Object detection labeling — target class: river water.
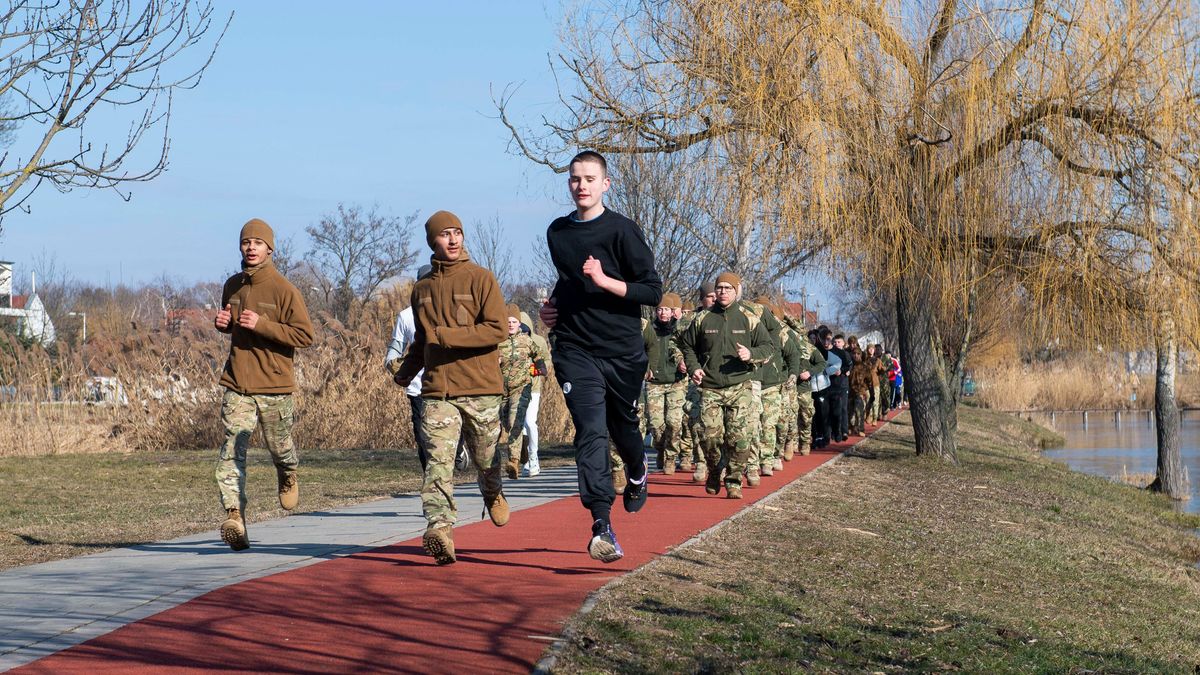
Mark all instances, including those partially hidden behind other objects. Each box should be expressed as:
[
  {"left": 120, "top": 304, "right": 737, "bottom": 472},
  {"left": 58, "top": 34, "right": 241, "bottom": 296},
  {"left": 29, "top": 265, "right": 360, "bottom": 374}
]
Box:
[{"left": 1038, "top": 410, "right": 1200, "bottom": 513}]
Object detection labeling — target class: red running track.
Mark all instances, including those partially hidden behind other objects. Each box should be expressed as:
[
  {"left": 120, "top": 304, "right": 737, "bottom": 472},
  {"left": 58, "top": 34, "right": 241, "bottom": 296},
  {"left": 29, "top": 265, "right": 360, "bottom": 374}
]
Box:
[{"left": 15, "top": 418, "right": 895, "bottom": 674}]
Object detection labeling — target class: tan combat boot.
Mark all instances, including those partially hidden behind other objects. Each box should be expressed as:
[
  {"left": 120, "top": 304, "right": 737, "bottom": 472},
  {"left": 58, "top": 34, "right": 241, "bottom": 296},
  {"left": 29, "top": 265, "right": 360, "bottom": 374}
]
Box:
[
  {"left": 613, "top": 467, "right": 628, "bottom": 495},
  {"left": 726, "top": 482, "right": 743, "bottom": 499},
  {"left": 278, "top": 470, "right": 299, "bottom": 511},
  {"left": 746, "top": 468, "right": 761, "bottom": 487},
  {"left": 423, "top": 525, "right": 456, "bottom": 565},
  {"left": 679, "top": 458, "right": 695, "bottom": 472},
  {"left": 220, "top": 508, "right": 249, "bottom": 551},
  {"left": 692, "top": 462, "right": 708, "bottom": 484},
  {"left": 760, "top": 462, "right": 774, "bottom": 477},
  {"left": 782, "top": 441, "right": 796, "bottom": 461},
  {"left": 773, "top": 458, "right": 784, "bottom": 472},
  {"left": 484, "top": 492, "right": 510, "bottom": 527},
  {"left": 663, "top": 455, "right": 676, "bottom": 475},
  {"left": 505, "top": 457, "right": 520, "bottom": 480}
]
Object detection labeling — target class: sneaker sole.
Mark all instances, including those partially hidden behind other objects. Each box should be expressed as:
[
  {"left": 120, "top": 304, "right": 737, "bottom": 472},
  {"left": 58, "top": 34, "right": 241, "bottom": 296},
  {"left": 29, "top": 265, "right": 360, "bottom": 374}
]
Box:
[
  {"left": 220, "top": 522, "right": 249, "bottom": 551},
  {"left": 423, "top": 536, "right": 456, "bottom": 565},
  {"left": 588, "top": 537, "right": 623, "bottom": 563}
]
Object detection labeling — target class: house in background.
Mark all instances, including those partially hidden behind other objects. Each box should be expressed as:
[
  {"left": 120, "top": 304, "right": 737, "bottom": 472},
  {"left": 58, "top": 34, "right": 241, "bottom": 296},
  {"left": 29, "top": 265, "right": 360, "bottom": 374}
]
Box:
[{"left": 0, "top": 260, "right": 56, "bottom": 347}]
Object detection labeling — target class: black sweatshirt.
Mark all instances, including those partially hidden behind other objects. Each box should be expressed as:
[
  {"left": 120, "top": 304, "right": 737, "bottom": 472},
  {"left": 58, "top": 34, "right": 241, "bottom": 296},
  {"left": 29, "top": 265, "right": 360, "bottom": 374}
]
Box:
[{"left": 546, "top": 208, "right": 663, "bottom": 358}]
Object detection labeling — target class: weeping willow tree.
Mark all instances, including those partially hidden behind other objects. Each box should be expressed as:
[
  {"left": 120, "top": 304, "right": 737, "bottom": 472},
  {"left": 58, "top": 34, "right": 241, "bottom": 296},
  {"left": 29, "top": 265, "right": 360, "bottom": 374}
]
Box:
[{"left": 499, "top": 0, "right": 1200, "bottom": 462}]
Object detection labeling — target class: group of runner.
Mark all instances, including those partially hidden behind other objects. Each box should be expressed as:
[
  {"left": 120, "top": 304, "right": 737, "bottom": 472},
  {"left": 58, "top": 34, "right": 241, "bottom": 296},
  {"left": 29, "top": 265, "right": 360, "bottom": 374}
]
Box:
[{"left": 209, "top": 149, "right": 902, "bottom": 565}]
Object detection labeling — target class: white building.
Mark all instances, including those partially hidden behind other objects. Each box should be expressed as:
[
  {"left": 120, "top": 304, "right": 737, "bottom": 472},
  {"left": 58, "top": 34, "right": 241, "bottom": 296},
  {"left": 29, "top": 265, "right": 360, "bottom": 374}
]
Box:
[{"left": 0, "top": 261, "right": 56, "bottom": 347}]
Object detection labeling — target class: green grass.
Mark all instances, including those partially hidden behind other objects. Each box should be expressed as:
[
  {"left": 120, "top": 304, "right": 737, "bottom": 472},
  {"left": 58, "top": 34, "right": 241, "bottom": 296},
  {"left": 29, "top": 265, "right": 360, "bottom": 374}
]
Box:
[
  {"left": 549, "top": 407, "right": 1200, "bottom": 674},
  {"left": 0, "top": 443, "right": 577, "bottom": 570}
]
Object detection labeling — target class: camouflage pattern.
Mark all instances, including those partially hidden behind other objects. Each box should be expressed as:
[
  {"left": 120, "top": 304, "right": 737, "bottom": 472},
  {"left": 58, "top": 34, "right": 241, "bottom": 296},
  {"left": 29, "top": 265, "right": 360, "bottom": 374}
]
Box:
[
  {"left": 497, "top": 383, "right": 531, "bottom": 467},
  {"left": 698, "top": 380, "right": 755, "bottom": 486},
  {"left": 746, "top": 379, "right": 764, "bottom": 469},
  {"left": 875, "top": 382, "right": 888, "bottom": 421},
  {"left": 216, "top": 390, "right": 298, "bottom": 510},
  {"left": 529, "top": 333, "right": 551, "bottom": 394},
  {"left": 679, "top": 380, "right": 703, "bottom": 467},
  {"left": 797, "top": 390, "right": 816, "bottom": 451},
  {"left": 645, "top": 380, "right": 687, "bottom": 464},
  {"left": 759, "top": 383, "right": 783, "bottom": 466},
  {"left": 781, "top": 379, "right": 798, "bottom": 449},
  {"left": 421, "top": 394, "right": 503, "bottom": 528},
  {"left": 498, "top": 332, "right": 537, "bottom": 391}
]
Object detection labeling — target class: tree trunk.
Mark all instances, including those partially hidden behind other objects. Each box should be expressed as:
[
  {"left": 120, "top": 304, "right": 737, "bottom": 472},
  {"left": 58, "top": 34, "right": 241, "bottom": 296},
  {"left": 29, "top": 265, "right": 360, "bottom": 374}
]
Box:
[
  {"left": 1149, "top": 316, "right": 1186, "bottom": 499},
  {"left": 895, "top": 267, "right": 958, "bottom": 463}
]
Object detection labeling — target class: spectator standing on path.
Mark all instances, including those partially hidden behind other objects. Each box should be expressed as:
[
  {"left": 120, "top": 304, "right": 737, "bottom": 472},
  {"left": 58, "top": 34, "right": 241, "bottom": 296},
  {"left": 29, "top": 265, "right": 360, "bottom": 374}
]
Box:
[
  {"left": 828, "top": 332, "right": 852, "bottom": 443},
  {"left": 385, "top": 265, "right": 434, "bottom": 470},
  {"left": 677, "top": 272, "right": 772, "bottom": 499},
  {"left": 393, "top": 211, "right": 511, "bottom": 565},
  {"left": 643, "top": 292, "right": 687, "bottom": 474},
  {"left": 520, "top": 311, "right": 551, "bottom": 477},
  {"left": 540, "top": 151, "right": 663, "bottom": 563},
  {"left": 213, "top": 218, "right": 315, "bottom": 551},
  {"left": 848, "top": 349, "right": 873, "bottom": 436},
  {"left": 497, "top": 303, "right": 542, "bottom": 479}
]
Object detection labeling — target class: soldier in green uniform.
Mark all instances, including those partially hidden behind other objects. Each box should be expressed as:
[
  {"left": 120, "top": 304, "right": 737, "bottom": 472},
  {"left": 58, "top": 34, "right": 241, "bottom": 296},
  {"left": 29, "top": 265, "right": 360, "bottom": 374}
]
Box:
[
  {"left": 678, "top": 282, "right": 715, "bottom": 482},
  {"left": 677, "top": 272, "right": 772, "bottom": 499},
  {"left": 793, "top": 322, "right": 826, "bottom": 454},
  {"left": 212, "top": 218, "right": 314, "bottom": 551},
  {"left": 497, "top": 303, "right": 542, "bottom": 479},
  {"left": 751, "top": 298, "right": 801, "bottom": 476},
  {"left": 740, "top": 291, "right": 783, "bottom": 486},
  {"left": 643, "top": 292, "right": 687, "bottom": 473}
]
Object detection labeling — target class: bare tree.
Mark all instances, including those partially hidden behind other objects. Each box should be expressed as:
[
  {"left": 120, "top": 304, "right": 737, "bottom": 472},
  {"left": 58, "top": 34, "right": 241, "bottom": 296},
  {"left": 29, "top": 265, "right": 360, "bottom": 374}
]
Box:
[
  {"left": 305, "top": 203, "right": 419, "bottom": 325},
  {"left": 0, "top": 1, "right": 230, "bottom": 227},
  {"left": 499, "top": 0, "right": 1200, "bottom": 463},
  {"left": 471, "top": 213, "right": 515, "bottom": 291}
]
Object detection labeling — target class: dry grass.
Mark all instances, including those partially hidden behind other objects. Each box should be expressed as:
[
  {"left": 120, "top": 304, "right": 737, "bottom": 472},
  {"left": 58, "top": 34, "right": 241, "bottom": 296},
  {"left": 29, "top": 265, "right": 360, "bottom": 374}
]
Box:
[
  {"left": 973, "top": 361, "right": 1200, "bottom": 411},
  {"left": 549, "top": 408, "right": 1200, "bottom": 673},
  {"left": 0, "top": 304, "right": 575, "bottom": 457}
]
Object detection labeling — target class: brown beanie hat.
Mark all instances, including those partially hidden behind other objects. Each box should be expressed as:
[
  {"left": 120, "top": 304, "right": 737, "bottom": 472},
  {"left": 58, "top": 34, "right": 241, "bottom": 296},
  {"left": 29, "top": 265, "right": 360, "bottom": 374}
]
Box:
[
  {"left": 240, "top": 218, "right": 275, "bottom": 251},
  {"left": 425, "top": 210, "right": 464, "bottom": 248},
  {"left": 506, "top": 303, "right": 521, "bottom": 320},
  {"left": 716, "top": 272, "right": 741, "bottom": 289},
  {"left": 659, "top": 292, "right": 682, "bottom": 309}
]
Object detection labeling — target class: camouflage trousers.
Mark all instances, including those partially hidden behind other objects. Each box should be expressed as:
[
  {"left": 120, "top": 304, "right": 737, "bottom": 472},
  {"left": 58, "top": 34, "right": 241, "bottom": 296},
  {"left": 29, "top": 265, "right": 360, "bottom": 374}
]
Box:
[
  {"left": 678, "top": 381, "right": 703, "bottom": 467},
  {"left": 422, "top": 395, "right": 503, "bottom": 529},
  {"left": 759, "top": 384, "right": 783, "bottom": 466},
  {"left": 746, "top": 380, "right": 764, "bottom": 470},
  {"left": 699, "top": 381, "right": 755, "bottom": 485},
  {"left": 874, "top": 383, "right": 888, "bottom": 421},
  {"left": 780, "top": 381, "right": 798, "bottom": 449},
  {"left": 497, "top": 384, "right": 531, "bottom": 468},
  {"left": 216, "top": 389, "right": 298, "bottom": 511},
  {"left": 645, "top": 380, "right": 687, "bottom": 463},
  {"left": 796, "top": 388, "right": 816, "bottom": 451}
]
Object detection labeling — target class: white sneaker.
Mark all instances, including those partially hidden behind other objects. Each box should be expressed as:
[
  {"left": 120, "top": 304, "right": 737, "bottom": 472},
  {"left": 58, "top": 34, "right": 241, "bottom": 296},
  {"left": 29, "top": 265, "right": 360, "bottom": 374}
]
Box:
[{"left": 523, "top": 462, "right": 540, "bottom": 477}]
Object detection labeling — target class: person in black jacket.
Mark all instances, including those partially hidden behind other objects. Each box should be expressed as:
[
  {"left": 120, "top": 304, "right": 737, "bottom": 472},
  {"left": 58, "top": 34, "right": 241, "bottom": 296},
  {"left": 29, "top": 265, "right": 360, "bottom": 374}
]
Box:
[
  {"left": 828, "top": 332, "right": 852, "bottom": 443},
  {"left": 539, "top": 150, "right": 663, "bottom": 563}
]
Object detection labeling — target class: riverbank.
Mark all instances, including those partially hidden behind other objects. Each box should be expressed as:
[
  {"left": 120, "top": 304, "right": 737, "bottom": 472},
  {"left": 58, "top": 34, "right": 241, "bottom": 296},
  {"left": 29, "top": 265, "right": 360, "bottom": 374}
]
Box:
[{"left": 548, "top": 407, "right": 1200, "bottom": 673}]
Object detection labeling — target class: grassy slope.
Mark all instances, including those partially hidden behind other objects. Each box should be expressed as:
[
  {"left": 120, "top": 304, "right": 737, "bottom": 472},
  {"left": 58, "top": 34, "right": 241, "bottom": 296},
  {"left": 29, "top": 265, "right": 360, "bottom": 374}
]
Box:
[{"left": 550, "top": 408, "right": 1200, "bottom": 674}]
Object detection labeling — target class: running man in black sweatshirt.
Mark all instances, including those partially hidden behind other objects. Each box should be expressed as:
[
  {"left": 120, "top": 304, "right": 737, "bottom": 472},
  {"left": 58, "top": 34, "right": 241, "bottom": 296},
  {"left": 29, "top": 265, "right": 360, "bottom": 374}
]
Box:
[{"left": 539, "top": 150, "right": 663, "bottom": 563}]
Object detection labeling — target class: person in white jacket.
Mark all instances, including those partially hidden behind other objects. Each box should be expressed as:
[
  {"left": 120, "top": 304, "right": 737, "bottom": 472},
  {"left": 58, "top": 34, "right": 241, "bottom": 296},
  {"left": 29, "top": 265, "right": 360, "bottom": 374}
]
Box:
[{"left": 386, "top": 265, "right": 432, "bottom": 469}]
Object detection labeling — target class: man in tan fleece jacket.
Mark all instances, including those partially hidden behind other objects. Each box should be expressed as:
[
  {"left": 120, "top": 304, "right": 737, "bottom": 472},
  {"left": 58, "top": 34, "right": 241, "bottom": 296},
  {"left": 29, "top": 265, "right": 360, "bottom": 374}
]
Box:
[
  {"left": 393, "top": 210, "right": 510, "bottom": 565},
  {"left": 213, "top": 218, "right": 314, "bottom": 551}
]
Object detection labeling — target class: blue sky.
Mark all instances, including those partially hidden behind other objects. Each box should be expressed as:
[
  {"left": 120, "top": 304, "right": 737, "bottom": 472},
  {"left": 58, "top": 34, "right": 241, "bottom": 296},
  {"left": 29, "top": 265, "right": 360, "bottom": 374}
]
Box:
[{"left": 0, "top": 2, "right": 571, "bottom": 287}]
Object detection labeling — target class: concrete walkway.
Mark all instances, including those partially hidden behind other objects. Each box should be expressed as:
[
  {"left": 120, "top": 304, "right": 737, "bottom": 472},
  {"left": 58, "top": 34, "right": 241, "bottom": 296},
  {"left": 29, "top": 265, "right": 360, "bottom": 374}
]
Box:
[{"left": 0, "top": 466, "right": 580, "bottom": 672}]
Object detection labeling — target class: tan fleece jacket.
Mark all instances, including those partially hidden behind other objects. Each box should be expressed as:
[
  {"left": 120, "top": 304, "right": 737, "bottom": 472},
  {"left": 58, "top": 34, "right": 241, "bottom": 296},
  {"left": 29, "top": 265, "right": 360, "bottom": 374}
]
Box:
[
  {"left": 394, "top": 253, "right": 507, "bottom": 397},
  {"left": 218, "top": 261, "right": 314, "bottom": 394}
]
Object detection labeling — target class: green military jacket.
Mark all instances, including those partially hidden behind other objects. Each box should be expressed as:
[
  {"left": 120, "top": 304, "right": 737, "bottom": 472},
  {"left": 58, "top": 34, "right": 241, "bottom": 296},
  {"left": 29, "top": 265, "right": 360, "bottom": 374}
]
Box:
[
  {"left": 793, "top": 329, "right": 827, "bottom": 393},
  {"left": 678, "top": 300, "right": 772, "bottom": 389},
  {"left": 498, "top": 332, "right": 538, "bottom": 391},
  {"left": 644, "top": 318, "right": 685, "bottom": 385},
  {"left": 763, "top": 324, "right": 803, "bottom": 387},
  {"left": 742, "top": 300, "right": 783, "bottom": 385}
]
